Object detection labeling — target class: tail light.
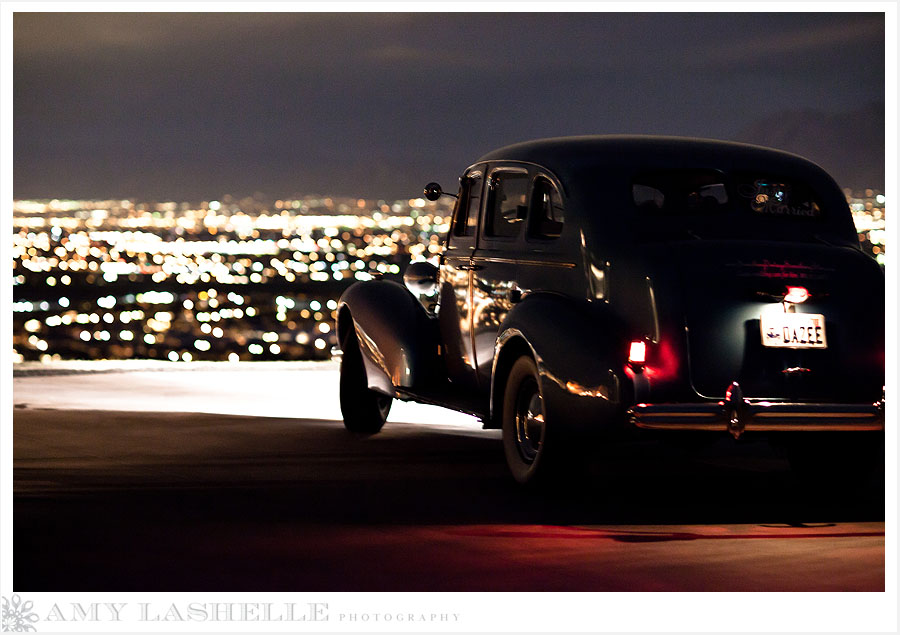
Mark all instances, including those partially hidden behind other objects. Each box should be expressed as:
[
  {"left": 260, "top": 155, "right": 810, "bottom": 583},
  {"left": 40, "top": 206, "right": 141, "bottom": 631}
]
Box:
[
  {"left": 784, "top": 286, "right": 809, "bottom": 304},
  {"left": 628, "top": 340, "right": 647, "bottom": 368}
]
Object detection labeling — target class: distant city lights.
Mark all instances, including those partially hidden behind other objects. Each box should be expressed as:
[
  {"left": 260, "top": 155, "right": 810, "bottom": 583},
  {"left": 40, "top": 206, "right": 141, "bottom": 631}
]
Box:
[
  {"left": 12, "top": 188, "right": 885, "bottom": 362},
  {"left": 13, "top": 193, "right": 453, "bottom": 362}
]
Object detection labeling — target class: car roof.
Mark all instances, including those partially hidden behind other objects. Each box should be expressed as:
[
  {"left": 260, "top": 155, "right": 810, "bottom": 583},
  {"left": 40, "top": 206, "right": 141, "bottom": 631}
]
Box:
[
  {"left": 476, "top": 135, "right": 826, "bottom": 181},
  {"left": 476, "top": 135, "right": 857, "bottom": 248}
]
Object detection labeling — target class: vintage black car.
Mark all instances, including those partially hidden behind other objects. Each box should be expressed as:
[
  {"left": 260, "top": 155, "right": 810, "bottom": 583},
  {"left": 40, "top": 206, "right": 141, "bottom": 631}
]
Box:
[{"left": 335, "top": 135, "right": 885, "bottom": 484}]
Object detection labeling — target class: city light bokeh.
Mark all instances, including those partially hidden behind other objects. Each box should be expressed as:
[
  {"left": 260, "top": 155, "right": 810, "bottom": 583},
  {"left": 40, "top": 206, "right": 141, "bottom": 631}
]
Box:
[
  {"left": 847, "top": 188, "right": 887, "bottom": 267},
  {"left": 12, "top": 194, "right": 452, "bottom": 362},
  {"left": 12, "top": 189, "right": 885, "bottom": 363}
]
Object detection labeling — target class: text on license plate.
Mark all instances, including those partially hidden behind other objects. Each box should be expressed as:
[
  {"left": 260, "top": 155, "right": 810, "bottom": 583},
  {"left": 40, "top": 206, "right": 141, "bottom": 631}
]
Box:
[{"left": 760, "top": 312, "right": 827, "bottom": 349}]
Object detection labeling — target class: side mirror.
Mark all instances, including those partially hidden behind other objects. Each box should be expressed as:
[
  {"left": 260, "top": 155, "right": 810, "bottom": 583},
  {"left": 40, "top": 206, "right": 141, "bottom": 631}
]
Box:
[
  {"left": 423, "top": 182, "right": 444, "bottom": 201},
  {"left": 404, "top": 261, "right": 439, "bottom": 296}
]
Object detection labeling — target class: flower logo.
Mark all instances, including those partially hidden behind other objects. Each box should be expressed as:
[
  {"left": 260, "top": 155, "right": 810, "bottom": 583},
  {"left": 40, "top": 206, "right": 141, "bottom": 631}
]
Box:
[{"left": 2, "top": 595, "right": 39, "bottom": 632}]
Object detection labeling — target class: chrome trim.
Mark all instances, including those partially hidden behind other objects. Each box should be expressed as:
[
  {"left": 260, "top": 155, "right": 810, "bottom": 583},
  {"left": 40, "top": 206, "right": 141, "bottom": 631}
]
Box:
[
  {"left": 630, "top": 400, "right": 885, "bottom": 433},
  {"left": 781, "top": 367, "right": 811, "bottom": 375},
  {"left": 636, "top": 422, "right": 727, "bottom": 431},
  {"left": 472, "top": 256, "right": 577, "bottom": 268},
  {"left": 468, "top": 160, "right": 568, "bottom": 196},
  {"left": 646, "top": 277, "right": 660, "bottom": 343},
  {"left": 754, "top": 411, "right": 872, "bottom": 419},
  {"left": 490, "top": 328, "right": 542, "bottom": 423},
  {"left": 735, "top": 423, "right": 883, "bottom": 432},
  {"left": 639, "top": 411, "right": 720, "bottom": 418}
]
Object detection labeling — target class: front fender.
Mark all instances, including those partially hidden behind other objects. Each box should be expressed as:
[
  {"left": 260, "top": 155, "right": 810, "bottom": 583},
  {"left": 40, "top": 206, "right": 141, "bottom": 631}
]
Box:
[
  {"left": 490, "top": 293, "right": 631, "bottom": 433},
  {"left": 337, "top": 280, "right": 440, "bottom": 396}
]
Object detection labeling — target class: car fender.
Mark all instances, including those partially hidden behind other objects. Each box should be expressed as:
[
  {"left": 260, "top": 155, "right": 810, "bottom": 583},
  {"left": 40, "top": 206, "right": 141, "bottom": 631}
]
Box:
[
  {"left": 489, "top": 292, "right": 630, "bottom": 433},
  {"left": 337, "top": 280, "right": 440, "bottom": 396}
]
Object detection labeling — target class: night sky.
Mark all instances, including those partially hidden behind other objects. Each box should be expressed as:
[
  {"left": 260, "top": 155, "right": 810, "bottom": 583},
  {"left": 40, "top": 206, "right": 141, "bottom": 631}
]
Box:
[{"left": 13, "top": 12, "right": 885, "bottom": 201}]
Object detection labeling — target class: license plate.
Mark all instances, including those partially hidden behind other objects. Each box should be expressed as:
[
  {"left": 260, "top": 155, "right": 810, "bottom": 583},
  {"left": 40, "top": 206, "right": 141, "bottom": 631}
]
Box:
[{"left": 760, "top": 312, "right": 827, "bottom": 349}]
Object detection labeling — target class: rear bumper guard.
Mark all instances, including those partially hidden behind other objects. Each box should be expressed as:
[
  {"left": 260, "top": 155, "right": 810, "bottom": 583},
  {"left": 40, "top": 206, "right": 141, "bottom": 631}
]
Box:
[{"left": 630, "top": 382, "right": 885, "bottom": 439}]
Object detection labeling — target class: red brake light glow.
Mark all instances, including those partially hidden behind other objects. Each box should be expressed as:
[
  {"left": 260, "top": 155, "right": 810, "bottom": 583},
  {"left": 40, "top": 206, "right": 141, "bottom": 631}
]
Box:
[
  {"left": 784, "top": 286, "right": 809, "bottom": 303},
  {"left": 629, "top": 341, "right": 647, "bottom": 364}
]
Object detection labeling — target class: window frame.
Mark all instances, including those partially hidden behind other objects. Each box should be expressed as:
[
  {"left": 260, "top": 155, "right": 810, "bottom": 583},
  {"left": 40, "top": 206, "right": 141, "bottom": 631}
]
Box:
[
  {"left": 526, "top": 174, "right": 565, "bottom": 242},
  {"left": 481, "top": 165, "right": 531, "bottom": 244},
  {"left": 446, "top": 166, "right": 485, "bottom": 252}
]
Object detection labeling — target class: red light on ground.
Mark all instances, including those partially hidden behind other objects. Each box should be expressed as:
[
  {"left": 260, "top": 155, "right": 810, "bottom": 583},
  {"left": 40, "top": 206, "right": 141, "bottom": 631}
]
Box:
[
  {"left": 629, "top": 341, "right": 646, "bottom": 364},
  {"left": 784, "top": 286, "right": 809, "bottom": 303}
]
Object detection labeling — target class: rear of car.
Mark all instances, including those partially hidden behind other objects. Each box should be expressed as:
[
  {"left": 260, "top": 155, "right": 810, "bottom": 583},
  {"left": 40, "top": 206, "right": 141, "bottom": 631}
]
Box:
[
  {"left": 602, "top": 151, "right": 885, "bottom": 437},
  {"left": 343, "top": 135, "right": 883, "bottom": 486}
]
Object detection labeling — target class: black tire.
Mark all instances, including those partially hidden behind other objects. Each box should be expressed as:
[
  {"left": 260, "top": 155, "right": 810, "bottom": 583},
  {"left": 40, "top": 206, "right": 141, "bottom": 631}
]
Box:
[
  {"left": 339, "top": 330, "right": 392, "bottom": 433},
  {"left": 502, "top": 355, "right": 555, "bottom": 485}
]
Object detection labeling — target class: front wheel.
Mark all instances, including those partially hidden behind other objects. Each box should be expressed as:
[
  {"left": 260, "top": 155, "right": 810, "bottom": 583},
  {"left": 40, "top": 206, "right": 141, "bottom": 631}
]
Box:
[
  {"left": 502, "top": 356, "right": 553, "bottom": 485},
  {"left": 339, "top": 330, "right": 391, "bottom": 433}
]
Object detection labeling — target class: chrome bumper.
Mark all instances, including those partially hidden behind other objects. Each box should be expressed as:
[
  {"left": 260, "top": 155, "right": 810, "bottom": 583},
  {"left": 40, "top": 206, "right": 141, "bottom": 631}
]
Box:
[{"left": 630, "top": 383, "right": 884, "bottom": 439}]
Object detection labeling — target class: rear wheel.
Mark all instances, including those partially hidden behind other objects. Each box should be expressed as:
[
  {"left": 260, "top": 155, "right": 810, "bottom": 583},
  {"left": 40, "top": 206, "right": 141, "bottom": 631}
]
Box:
[
  {"left": 339, "top": 329, "right": 391, "bottom": 433},
  {"left": 502, "top": 356, "right": 552, "bottom": 485}
]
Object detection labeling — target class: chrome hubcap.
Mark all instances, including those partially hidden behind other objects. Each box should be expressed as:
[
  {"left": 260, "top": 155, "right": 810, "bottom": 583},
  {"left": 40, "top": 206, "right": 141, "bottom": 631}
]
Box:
[{"left": 515, "top": 381, "right": 544, "bottom": 463}]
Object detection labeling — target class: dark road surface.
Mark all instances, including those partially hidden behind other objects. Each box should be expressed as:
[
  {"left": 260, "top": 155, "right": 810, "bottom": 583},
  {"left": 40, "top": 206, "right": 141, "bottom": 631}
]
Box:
[{"left": 13, "top": 363, "right": 885, "bottom": 591}]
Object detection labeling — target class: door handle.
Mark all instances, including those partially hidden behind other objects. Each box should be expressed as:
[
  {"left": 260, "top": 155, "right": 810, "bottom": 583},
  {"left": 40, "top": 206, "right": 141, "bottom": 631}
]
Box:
[{"left": 458, "top": 264, "right": 484, "bottom": 271}]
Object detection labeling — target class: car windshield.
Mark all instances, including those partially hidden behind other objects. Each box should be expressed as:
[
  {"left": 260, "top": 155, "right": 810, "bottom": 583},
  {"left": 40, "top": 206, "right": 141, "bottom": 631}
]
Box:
[{"left": 625, "top": 169, "right": 855, "bottom": 245}]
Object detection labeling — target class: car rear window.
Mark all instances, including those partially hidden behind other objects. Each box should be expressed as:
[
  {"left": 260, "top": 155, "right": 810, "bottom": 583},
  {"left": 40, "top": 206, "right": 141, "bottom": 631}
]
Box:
[
  {"left": 633, "top": 170, "right": 729, "bottom": 215},
  {"left": 734, "top": 176, "right": 822, "bottom": 219},
  {"left": 629, "top": 169, "right": 842, "bottom": 243}
]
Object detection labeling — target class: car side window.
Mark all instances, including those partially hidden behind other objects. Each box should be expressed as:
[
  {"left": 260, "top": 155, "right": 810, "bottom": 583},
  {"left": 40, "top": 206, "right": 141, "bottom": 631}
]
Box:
[
  {"left": 486, "top": 171, "right": 529, "bottom": 239},
  {"left": 451, "top": 171, "right": 483, "bottom": 237},
  {"left": 632, "top": 184, "right": 665, "bottom": 212},
  {"left": 528, "top": 177, "right": 564, "bottom": 239}
]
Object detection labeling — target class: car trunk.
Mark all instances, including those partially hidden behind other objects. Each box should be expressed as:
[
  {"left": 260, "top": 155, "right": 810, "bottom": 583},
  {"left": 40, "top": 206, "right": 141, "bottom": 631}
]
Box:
[{"left": 674, "top": 241, "right": 884, "bottom": 402}]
